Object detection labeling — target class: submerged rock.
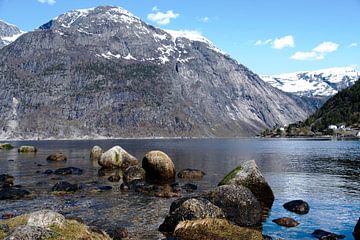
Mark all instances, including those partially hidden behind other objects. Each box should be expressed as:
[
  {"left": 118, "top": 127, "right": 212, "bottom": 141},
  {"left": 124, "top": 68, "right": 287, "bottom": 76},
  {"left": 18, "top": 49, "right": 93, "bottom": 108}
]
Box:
[
  {"left": 173, "top": 218, "right": 263, "bottom": 240},
  {"left": 99, "top": 146, "right": 138, "bottom": 169},
  {"left": 54, "top": 167, "right": 83, "bottom": 175},
  {"left": 272, "top": 217, "right": 299, "bottom": 227},
  {"left": 353, "top": 218, "right": 360, "bottom": 240},
  {"left": 90, "top": 146, "right": 103, "bottom": 162},
  {"left": 123, "top": 166, "right": 145, "bottom": 183},
  {"left": 205, "top": 185, "right": 262, "bottom": 227},
  {"left": 51, "top": 181, "right": 81, "bottom": 192},
  {"left": 142, "top": 150, "right": 175, "bottom": 183},
  {"left": 108, "top": 174, "right": 121, "bottom": 182},
  {"left": 178, "top": 169, "right": 205, "bottom": 179},
  {"left": 5, "top": 225, "right": 56, "bottom": 240},
  {"left": 46, "top": 153, "right": 67, "bottom": 161},
  {"left": 283, "top": 200, "right": 310, "bottom": 214},
  {"left": 0, "top": 174, "right": 14, "bottom": 188},
  {"left": 0, "top": 187, "right": 30, "bottom": 200},
  {"left": 0, "top": 143, "right": 14, "bottom": 150},
  {"left": 159, "top": 198, "right": 225, "bottom": 233},
  {"left": 27, "top": 210, "right": 65, "bottom": 229},
  {"left": 218, "top": 160, "right": 274, "bottom": 207},
  {"left": 311, "top": 229, "right": 345, "bottom": 239},
  {"left": 17, "top": 146, "right": 37, "bottom": 153}
]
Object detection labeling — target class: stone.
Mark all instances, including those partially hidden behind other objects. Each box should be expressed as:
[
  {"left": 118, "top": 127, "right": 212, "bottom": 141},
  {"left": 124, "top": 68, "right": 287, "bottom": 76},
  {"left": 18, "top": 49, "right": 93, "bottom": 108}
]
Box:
[
  {"left": 5, "top": 225, "right": 56, "bottom": 240},
  {"left": 17, "top": 146, "right": 37, "bottom": 153},
  {"left": 46, "top": 153, "right": 67, "bottom": 161},
  {"left": 218, "top": 160, "right": 274, "bottom": 207},
  {"left": 0, "top": 174, "right": 14, "bottom": 188},
  {"left": 142, "top": 151, "right": 175, "bottom": 183},
  {"left": 27, "top": 210, "right": 65, "bottom": 229},
  {"left": 205, "top": 185, "right": 262, "bottom": 227},
  {"left": 0, "top": 143, "right": 14, "bottom": 150},
  {"left": 43, "top": 170, "right": 53, "bottom": 175},
  {"left": 182, "top": 183, "right": 198, "bottom": 192},
  {"left": 178, "top": 169, "right": 205, "bottom": 179},
  {"left": 99, "top": 146, "right": 138, "bottom": 169},
  {"left": 123, "top": 166, "right": 145, "bottom": 183},
  {"left": 354, "top": 218, "right": 360, "bottom": 240},
  {"left": 0, "top": 187, "right": 30, "bottom": 200},
  {"left": 98, "top": 186, "right": 112, "bottom": 191},
  {"left": 90, "top": 146, "right": 103, "bottom": 162},
  {"left": 283, "top": 200, "right": 310, "bottom": 214},
  {"left": 54, "top": 167, "right": 83, "bottom": 175},
  {"left": 159, "top": 198, "right": 225, "bottom": 233},
  {"left": 272, "top": 217, "right": 299, "bottom": 227},
  {"left": 173, "top": 218, "right": 263, "bottom": 240},
  {"left": 51, "top": 181, "right": 80, "bottom": 192},
  {"left": 0, "top": 224, "right": 9, "bottom": 232},
  {"left": 108, "top": 174, "right": 121, "bottom": 182},
  {"left": 107, "top": 226, "right": 129, "bottom": 240},
  {"left": 1, "top": 213, "right": 16, "bottom": 220},
  {"left": 311, "top": 229, "right": 345, "bottom": 239}
]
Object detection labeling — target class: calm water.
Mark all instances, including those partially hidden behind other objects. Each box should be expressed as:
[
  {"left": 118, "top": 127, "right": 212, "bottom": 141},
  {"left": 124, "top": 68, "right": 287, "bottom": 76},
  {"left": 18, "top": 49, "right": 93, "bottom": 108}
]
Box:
[{"left": 0, "top": 139, "right": 359, "bottom": 239}]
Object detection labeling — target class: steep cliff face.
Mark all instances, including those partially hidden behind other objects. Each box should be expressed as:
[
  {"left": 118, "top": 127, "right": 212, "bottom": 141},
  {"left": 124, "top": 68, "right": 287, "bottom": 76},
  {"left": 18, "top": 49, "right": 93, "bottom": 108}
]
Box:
[
  {"left": 0, "top": 20, "right": 23, "bottom": 48},
  {"left": 0, "top": 6, "right": 312, "bottom": 139}
]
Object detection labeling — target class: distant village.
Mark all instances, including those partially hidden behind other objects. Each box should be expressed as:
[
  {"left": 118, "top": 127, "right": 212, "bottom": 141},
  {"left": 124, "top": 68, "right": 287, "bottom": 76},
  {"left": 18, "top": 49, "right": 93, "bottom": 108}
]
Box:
[{"left": 261, "top": 122, "right": 360, "bottom": 138}]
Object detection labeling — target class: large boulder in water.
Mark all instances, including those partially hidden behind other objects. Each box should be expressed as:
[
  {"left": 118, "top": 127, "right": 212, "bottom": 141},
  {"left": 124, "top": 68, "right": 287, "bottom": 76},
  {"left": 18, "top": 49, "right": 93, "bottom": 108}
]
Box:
[
  {"left": 159, "top": 198, "right": 225, "bottom": 233},
  {"left": 205, "top": 185, "right": 262, "bottom": 227},
  {"left": 218, "top": 160, "right": 274, "bottom": 207},
  {"left": 173, "top": 218, "right": 263, "bottom": 240},
  {"left": 142, "top": 150, "right": 175, "bottom": 183},
  {"left": 0, "top": 187, "right": 30, "bottom": 200},
  {"left": 99, "top": 146, "right": 138, "bottom": 169},
  {"left": 283, "top": 200, "right": 309, "bottom": 214},
  {"left": 46, "top": 153, "right": 67, "bottom": 161},
  {"left": 18, "top": 146, "right": 37, "bottom": 153},
  {"left": 0, "top": 143, "right": 14, "bottom": 150},
  {"left": 90, "top": 146, "right": 103, "bottom": 162},
  {"left": 27, "top": 210, "right": 65, "bottom": 229}
]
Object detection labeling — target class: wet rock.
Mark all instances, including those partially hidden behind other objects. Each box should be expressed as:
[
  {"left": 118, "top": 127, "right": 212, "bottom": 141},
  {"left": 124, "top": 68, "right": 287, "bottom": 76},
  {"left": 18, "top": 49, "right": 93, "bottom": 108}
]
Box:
[
  {"left": 43, "top": 170, "right": 53, "bottom": 175},
  {"left": 90, "top": 146, "right": 103, "bottom": 162},
  {"left": 125, "top": 179, "right": 160, "bottom": 194},
  {"left": 0, "top": 223, "right": 9, "bottom": 232},
  {"left": 0, "top": 174, "right": 14, "bottom": 188},
  {"left": 272, "top": 217, "right": 299, "bottom": 227},
  {"left": 17, "top": 146, "right": 37, "bottom": 153},
  {"left": 0, "top": 143, "right": 14, "bottom": 150},
  {"left": 54, "top": 167, "right": 83, "bottom": 175},
  {"left": 218, "top": 160, "right": 274, "bottom": 207},
  {"left": 123, "top": 166, "right": 145, "bottom": 183},
  {"left": 173, "top": 218, "right": 263, "bottom": 240},
  {"left": 205, "top": 185, "right": 262, "bottom": 227},
  {"left": 51, "top": 181, "right": 81, "bottom": 192},
  {"left": 98, "top": 186, "right": 112, "bottom": 191},
  {"left": 0, "top": 186, "right": 31, "bottom": 200},
  {"left": 46, "top": 153, "right": 67, "bottom": 161},
  {"left": 311, "top": 229, "right": 345, "bottom": 239},
  {"left": 353, "top": 218, "right": 360, "bottom": 240},
  {"left": 142, "top": 150, "right": 175, "bottom": 183},
  {"left": 155, "top": 189, "right": 181, "bottom": 198},
  {"left": 27, "top": 210, "right": 65, "bottom": 229},
  {"left": 159, "top": 198, "right": 225, "bottom": 233},
  {"left": 1, "top": 213, "right": 16, "bottom": 219},
  {"left": 99, "top": 146, "right": 138, "bottom": 169},
  {"left": 107, "top": 226, "right": 129, "bottom": 240},
  {"left": 283, "top": 200, "right": 310, "bottom": 214},
  {"left": 5, "top": 225, "right": 56, "bottom": 240},
  {"left": 178, "top": 169, "right": 205, "bottom": 179},
  {"left": 263, "top": 235, "right": 273, "bottom": 240},
  {"left": 108, "top": 174, "right": 121, "bottom": 182},
  {"left": 183, "top": 183, "right": 198, "bottom": 192}
]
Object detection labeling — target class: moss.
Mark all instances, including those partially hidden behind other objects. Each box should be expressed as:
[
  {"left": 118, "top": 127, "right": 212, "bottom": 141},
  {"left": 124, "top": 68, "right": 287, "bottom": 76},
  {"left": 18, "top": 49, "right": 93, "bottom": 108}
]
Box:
[
  {"left": 0, "top": 143, "right": 14, "bottom": 150},
  {"left": 0, "top": 230, "right": 6, "bottom": 239},
  {"left": 218, "top": 166, "right": 243, "bottom": 186},
  {"left": 0, "top": 214, "right": 29, "bottom": 237}
]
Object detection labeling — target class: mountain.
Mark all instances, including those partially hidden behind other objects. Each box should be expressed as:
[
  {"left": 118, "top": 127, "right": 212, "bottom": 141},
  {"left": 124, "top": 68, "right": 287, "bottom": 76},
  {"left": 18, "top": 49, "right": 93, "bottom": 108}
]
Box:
[
  {"left": 304, "top": 77, "right": 360, "bottom": 132},
  {"left": 0, "top": 20, "right": 23, "bottom": 48},
  {"left": 261, "top": 67, "right": 359, "bottom": 97},
  {"left": 0, "top": 6, "right": 314, "bottom": 139}
]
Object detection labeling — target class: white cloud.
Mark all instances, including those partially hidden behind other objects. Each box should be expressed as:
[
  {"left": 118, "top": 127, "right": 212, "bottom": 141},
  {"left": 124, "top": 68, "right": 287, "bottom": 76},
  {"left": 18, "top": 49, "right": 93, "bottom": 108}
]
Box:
[
  {"left": 147, "top": 7, "right": 179, "bottom": 25},
  {"left": 254, "top": 38, "right": 272, "bottom": 46},
  {"left": 349, "top": 42, "right": 358, "bottom": 48},
  {"left": 199, "top": 17, "right": 210, "bottom": 23},
  {"left": 38, "top": 0, "right": 56, "bottom": 5},
  {"left": 272, "top": 35, "right": 295, "bottom": 49},
  {"left": 291, "top": 41, "right": 339, "bottom": 61}
]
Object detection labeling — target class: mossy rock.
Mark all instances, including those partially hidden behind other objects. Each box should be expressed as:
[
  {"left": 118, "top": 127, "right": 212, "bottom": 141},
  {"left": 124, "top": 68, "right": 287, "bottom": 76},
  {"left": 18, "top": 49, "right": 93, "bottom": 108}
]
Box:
[
  {"left": 173, "top": 218, "right": 263, "bottom": 240},
  {"left": 18, "top": 146, "right": 37, "bottom": 153},
  {"left": 0, "top": 143, "right": 14, "bottom": 150}
]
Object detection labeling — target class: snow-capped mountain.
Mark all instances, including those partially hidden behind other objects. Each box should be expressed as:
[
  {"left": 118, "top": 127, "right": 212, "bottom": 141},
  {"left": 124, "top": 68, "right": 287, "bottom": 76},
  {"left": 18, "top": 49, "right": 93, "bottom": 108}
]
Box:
[
  {"left": 261, "top": 67, "right": 359, "bottom": 97},
  {"left": 0, "top": 6, "right": 315, "bottom": 139},
  {"left": 0, "top": 20, "right": 24, "bottom": 48}
]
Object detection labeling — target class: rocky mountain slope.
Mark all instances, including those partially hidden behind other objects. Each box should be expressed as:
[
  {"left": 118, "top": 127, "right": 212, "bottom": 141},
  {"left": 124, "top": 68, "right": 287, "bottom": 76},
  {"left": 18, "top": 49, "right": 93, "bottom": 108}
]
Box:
[
  {"left": 0, "top": 20, "right": 23, "bottom": 48},
  {"left": 261, "top": 67, "right": 359, "bottom": 97},
  {"left": 0, "top": 6, "right": 315, "bottom": 139}
]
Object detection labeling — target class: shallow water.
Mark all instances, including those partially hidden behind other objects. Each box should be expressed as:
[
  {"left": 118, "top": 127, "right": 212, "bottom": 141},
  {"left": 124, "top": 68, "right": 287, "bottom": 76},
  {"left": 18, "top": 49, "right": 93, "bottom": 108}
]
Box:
[{"left": 0, "top": 138, "right": 359, "bottom": 239}]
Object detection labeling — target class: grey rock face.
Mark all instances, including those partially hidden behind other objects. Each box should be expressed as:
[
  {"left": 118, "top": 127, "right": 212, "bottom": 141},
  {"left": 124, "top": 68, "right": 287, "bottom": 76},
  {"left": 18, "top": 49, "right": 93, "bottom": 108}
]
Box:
[
  {"left": 0, "top": 6, "right": 314, "bottom": 139},
  {"left": 0, "top": 20, "right": 23, "bottom": 48}
]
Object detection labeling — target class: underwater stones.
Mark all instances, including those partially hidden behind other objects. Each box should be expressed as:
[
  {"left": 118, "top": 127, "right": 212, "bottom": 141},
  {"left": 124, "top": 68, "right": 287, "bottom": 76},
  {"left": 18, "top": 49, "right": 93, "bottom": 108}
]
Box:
[
  {"left": 0, "top": 174, "right": 14, "bottom": 188},
  {"left": 54, "top": 167, "right": 83, "bottom": 175},
  {"left": 99, "top": 146, "right": 138, "bottom": 169},
  {"left": 46, "top": 153, "right": 67, "bottom": 161},
  {"left": 142, "top": 150, "right": 175, "bottom": 183},
  {"left": 51, "top": 181, "right": 81, "bottom": 193},
  {"left": 283, "top": 200, "right": 310, "bottom": 214},
  {"left": 177, "top": 169, "right": 205, "bottom": 179},
  {"left": 0, "top": 187, "right": 30, "bottom": 200}
]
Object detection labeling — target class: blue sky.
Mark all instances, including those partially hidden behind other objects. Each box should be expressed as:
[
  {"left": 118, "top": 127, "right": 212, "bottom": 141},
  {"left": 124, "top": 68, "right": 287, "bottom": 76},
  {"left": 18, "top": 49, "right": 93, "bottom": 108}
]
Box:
[{"left": 0, "top": 0, "right": 359, "bottom": 75}]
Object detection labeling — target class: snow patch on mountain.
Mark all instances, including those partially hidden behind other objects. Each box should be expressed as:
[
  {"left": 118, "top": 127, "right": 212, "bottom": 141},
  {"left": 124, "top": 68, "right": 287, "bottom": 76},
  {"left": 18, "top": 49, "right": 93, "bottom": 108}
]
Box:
[{"left": 261, "top": 67, "right": 360, "bottom": 97}]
